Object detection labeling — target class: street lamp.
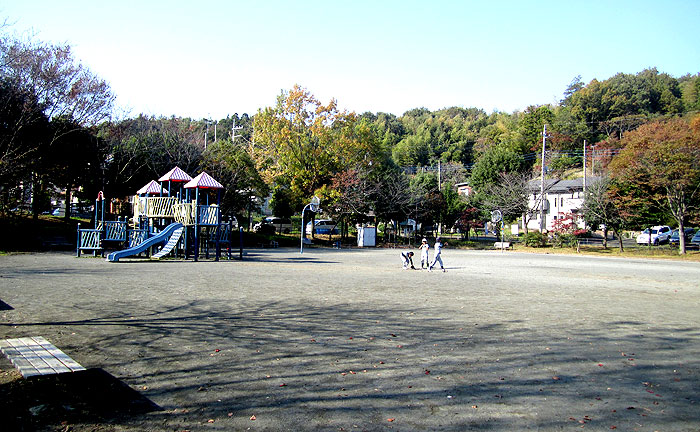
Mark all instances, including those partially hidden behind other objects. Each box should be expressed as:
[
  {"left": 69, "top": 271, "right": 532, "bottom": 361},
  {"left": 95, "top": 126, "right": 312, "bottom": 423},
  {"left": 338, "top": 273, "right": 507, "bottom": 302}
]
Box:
[{"left": 300, "top": 196, "right": 320, "bottom": 254}]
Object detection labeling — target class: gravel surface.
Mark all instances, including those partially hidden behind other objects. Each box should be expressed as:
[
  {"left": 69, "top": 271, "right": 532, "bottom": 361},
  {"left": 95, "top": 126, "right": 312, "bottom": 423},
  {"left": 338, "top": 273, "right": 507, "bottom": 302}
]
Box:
[{"left": 1, "top": 248, "right": 698, "bottom": 431}]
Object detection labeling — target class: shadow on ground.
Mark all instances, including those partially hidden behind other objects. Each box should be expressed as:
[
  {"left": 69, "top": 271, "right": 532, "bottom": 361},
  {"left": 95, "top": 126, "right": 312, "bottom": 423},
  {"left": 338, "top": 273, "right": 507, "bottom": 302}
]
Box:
[
  {"left": 2, "top": 299, "right": 698, "bottom": 430},
  {"left": 0, "top": 368, "right": 160, "bottom": 431}
]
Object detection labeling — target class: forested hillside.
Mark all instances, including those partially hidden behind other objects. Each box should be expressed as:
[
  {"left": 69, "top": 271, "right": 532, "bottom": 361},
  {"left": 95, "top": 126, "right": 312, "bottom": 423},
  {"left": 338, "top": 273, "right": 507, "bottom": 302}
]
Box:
[{"left": 2, "top": 30, "right": 699, "bottom": 245}]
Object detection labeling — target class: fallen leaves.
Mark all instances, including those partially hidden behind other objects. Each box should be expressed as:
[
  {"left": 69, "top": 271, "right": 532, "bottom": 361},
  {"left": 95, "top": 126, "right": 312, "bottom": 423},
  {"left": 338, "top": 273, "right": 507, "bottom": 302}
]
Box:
[{"left": 250, "top": 415, "right": 256, "bottom": 421}]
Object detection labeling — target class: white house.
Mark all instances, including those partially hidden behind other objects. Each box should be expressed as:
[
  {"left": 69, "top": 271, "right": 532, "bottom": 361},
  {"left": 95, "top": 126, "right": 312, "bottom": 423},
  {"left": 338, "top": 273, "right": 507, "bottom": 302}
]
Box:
[
  {"left": 455, "top": 182, "right": 472, "bottom": 197},
  {"left": 520, "top": 177, "right": 599, "bottom": 233}
]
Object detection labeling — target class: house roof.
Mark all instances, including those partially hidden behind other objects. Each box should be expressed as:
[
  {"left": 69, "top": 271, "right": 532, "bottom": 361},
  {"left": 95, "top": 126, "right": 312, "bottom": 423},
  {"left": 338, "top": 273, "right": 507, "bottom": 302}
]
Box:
[
  {"left": 528, "top": 179, "right": 559, "bottom": 191},
  {"left": 137, "top": 180, "right": 169, "bottom": 195},
  {"left": 528, "top": 177, "right": 602, "bottom": 193},
  {"left": 158, "top": 166, "right": 193, "bottom": 182},
  {"left": 183, "top": 172, "right": 224, "bottom": 189}
]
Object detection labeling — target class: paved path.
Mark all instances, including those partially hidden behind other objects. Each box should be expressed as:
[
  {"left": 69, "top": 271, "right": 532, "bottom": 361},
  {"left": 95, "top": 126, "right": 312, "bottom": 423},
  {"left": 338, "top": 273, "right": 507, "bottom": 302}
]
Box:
[{"left": 0, "top": 249, "right": 698, "bottom": 431}]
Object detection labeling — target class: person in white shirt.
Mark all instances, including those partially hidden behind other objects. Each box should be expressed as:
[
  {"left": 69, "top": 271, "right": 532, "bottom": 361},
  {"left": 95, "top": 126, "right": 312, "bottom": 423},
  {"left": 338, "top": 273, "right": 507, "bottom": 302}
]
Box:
[
  {"left": 428, "top": 237, "right": 447, "bottom": 272},
  {"left": 417, "top": 238, "right": 430, "bottom": 269},
  {"left": 401, "top": 251, "right": 415, "bottom": 270}
]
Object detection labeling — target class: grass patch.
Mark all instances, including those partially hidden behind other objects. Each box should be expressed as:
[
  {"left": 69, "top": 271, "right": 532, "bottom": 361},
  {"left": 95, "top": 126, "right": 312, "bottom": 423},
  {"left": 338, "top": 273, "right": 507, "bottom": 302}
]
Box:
[
  {"left": 510, "top": 243, "right": 700, "bottom": 261},
  {"left": 0, "top": 214, "right": 86, "bottom": 252}
]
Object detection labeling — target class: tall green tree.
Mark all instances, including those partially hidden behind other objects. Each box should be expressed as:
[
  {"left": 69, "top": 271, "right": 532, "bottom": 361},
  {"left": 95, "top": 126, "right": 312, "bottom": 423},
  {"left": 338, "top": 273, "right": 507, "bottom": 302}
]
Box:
[{"left": 469, "top": 144, "right": 526, "bottom": 191}]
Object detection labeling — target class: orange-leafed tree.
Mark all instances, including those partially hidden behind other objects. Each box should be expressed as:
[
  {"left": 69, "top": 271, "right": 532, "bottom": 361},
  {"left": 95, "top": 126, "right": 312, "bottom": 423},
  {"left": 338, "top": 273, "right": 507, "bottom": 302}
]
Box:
[{"left": 609, "top": 116, "right": 700, "bottom": 254}]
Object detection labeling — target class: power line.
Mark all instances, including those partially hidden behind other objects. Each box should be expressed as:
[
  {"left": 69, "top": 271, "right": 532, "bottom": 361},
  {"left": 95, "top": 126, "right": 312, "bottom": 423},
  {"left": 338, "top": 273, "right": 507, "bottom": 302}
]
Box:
[{"left": 400, "top": 148, "right": 623, "bottom": 173}]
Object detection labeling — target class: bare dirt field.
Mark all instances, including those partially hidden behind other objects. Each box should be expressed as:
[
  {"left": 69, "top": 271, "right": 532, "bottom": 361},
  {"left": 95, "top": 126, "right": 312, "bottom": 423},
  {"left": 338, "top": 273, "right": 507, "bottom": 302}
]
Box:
[{"left": 1, "top": 248, "right": 698, "bottom": 431}]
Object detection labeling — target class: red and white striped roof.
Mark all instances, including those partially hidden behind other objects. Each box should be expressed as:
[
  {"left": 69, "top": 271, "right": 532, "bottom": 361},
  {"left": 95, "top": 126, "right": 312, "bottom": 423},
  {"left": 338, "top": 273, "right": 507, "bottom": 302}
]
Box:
[
  {"left": 158, "top": 166, "right": 193, "bottom": 182},
  {"left": 137, "top": 180, "right": 169, "bottom": 195},
  {"left": 183, "top": 172, "right": 223, "bottom": 189}
]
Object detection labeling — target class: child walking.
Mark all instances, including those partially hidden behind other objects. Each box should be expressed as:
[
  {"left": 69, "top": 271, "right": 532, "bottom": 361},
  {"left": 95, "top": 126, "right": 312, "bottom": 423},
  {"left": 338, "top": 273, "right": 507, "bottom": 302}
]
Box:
[
  {"left": 418, "top": 238, "right": 430, "bottom": 269},
  {"left": 428, "top": 237, "right": 447, "bottom": 272}
]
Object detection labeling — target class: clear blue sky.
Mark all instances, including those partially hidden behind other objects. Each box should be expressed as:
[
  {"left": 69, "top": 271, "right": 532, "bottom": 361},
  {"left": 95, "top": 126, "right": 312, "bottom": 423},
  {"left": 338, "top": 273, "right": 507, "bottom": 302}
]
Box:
[{"left": 3, "top": 0, "right": 699, "bottom": 120}]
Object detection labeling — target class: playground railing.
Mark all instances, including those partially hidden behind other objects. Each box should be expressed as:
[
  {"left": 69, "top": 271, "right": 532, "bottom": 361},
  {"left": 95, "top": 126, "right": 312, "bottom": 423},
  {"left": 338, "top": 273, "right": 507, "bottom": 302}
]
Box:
[
  {"left": 215, "top": 223, "right": 231, "bottom": 241},
  {"left": 174, "top": 202, "right": 196, "bottom": 225},
  {"left": 129, "top": 229, "right": 148, "bottom": 247},
  {"left": 145, "top": 197, "right": 177, "bottom": 218},
  {"left": 198, "top": 205, "right": 220, "bottom": 226},
  {"left": 103, "top": 220, "right": 128, "bottom": 241},
  {"left": 77, "top": 228, "right": 102, "bottom": 257}
]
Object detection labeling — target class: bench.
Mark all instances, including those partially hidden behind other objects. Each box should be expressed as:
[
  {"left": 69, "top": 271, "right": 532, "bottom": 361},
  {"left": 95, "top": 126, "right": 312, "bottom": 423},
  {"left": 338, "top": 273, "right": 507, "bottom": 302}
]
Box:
[
  {"left": 494, "top": 241, "right": 511, "bottom": 250},
  {"left": 0, "top": 336, "right": 85, "bottom": 378}
]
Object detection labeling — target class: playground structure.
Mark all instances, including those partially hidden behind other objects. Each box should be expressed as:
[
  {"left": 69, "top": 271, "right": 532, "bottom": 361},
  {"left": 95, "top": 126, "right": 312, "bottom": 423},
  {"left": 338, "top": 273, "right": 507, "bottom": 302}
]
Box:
[{"left": 77, "top": 167, "right": 240, "bottom": 262}]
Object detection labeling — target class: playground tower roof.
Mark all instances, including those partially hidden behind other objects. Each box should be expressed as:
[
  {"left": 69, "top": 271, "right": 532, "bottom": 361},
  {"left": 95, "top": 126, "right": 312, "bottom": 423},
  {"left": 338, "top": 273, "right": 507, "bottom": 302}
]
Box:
[
  {"left": 184, "top": 172, "right": 223, "bottom": 189},
  {"left": 137, "top": 180, "right": 169, "bottom": 195},
  {"left": 159, "top": 166, "right": 193, "bottom": 182}
]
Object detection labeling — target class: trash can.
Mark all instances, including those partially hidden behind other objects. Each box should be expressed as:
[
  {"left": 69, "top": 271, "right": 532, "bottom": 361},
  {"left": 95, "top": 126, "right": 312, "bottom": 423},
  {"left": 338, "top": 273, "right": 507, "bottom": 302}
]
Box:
[{"left": 357, "top": 226, "right": 376, "bottom": 247}]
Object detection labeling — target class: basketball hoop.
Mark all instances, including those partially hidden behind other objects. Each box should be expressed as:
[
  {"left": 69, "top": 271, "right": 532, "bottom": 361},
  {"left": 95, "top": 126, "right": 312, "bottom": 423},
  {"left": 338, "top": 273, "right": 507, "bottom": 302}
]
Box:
[
  {"left": 310, "top": 196, "right": 320, "bottom": 213},
  {"left": 490, "top": 210, "right": 502, "bottom": 223},
  {"left": 301, "top": 196, "right": 321, "bottom": 254}
]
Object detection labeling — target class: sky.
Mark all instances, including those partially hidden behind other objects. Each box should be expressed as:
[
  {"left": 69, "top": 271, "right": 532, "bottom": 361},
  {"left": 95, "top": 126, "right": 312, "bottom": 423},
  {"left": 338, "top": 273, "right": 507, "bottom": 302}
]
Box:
[{"left": 2, "top": 0, "right": 699, "bottom": 120}]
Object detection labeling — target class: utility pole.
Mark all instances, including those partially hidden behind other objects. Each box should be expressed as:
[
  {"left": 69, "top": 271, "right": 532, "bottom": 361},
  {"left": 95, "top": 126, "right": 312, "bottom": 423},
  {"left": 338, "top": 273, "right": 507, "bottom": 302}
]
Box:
[
  {"left": 214, "top": 121, "right": 217, "bottom": 143},
  {"left": 231, "top": 118, "right": 243, "bottom": 144},
  {"left": 437, "top": 160, "right": 442, "bottom": 235},
  {"left": 583, "top": 139, "right": 587, "bottom": 192},
  {"left": 539, "top": 124, "right": 547, "bottom": 233},
  {"left": 204, "top": 118, "right": 211, "bottom": 150}
]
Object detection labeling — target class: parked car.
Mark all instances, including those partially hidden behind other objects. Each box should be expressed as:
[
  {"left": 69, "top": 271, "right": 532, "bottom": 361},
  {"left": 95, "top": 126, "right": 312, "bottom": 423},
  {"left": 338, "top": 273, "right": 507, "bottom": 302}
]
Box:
[
  {"left": 690, "top": 230, "right": 700, "bottom": 249},
  {"left": 254, "top": 217, "right": 292, "bottom": 234},
  {"left": 305, "top": 219, "right": 339, "bottom": 235},
  {"left": 254, "top": 223, "right": 276, "bottom": 235},
  {"left": 636, "top": 225, "right": 672, "bottom": 245},
  {"left": 668, "top": 228, "right": 696, "bottom": 247}
]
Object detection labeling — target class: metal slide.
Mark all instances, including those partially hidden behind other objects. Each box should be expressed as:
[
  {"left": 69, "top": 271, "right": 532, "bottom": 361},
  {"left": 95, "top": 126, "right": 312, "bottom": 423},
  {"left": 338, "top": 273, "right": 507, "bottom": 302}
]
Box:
[
  {"left": 106, "top": 223, "right": 183, "bottom": 262},
  {"left": 151, "top": 226, "right": 184, "bottom": 260}
]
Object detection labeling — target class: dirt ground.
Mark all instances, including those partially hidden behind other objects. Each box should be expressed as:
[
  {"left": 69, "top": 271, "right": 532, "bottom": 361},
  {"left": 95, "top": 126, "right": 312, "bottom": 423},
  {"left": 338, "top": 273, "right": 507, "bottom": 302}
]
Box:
[{"left": 0, "top": 248, "right": 698, "bottom": 431}]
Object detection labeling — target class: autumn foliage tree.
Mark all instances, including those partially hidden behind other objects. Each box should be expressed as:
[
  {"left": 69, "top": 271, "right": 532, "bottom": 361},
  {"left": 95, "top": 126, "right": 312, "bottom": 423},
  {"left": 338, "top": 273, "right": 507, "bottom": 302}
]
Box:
[
  {"left": 609, "top": 115, "right": 700, "bottom": 253},
  {"left": 251, "top": 85, "right": 375, "bottom": 206}
]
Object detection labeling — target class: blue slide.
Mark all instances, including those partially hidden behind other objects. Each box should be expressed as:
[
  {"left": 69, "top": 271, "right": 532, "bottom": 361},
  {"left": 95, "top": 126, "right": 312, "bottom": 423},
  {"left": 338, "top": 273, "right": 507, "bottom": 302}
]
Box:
[{"left": 107, "top": 223, "right": 184, "bottom": 262}]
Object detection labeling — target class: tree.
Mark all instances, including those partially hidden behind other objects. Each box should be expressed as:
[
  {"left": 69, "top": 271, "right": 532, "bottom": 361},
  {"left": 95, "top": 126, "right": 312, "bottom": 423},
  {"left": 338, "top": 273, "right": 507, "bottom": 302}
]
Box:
[
  {"left": 440, "top": 182, "right": 467, "bottom": 232},
  {"left": 470, "top": 145, "right": 526, "bottom": 191},
  {"left": 454, "top": 206, "right": 483, "bottom": 240},
  {"left": 568, "top": 68, "right": 684, "bottom": 141},
  {"left": 0, "top": 37, "right": 114, "bottom": 127},
  {"left": 609, "top": 116, "right": 700, "bottom": 254},
  {"left": 99, "top": 115, "right": 203, "bottom": 200},
  {"left": 0, "top": 32, "right": 114, "bottom": 219},
  {"left": 200, "top": 138, "right": 268, "bottom": 220},
  {"left": 371, "top": 167, "right": 412, "bottom": 243},
  {"left": 252, "top": 85, "right": 367, "bottom": 202},
  {"left": 477, "top": 172, "right": 529, "bottom": 227},
  {"left": 580, "top": 176, "right": 626, "bottom": 251},
  {"left": 0, "top": 78, "right": 49, "bottom": 213}
]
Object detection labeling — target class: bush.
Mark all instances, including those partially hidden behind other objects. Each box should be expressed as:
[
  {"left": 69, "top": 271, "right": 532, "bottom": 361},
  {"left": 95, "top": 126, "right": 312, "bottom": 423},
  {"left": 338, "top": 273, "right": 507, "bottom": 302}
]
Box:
[
  {"left": 524, "top": 231, "right": 548, "bottom": 248},
  {"left": 553, "top": 233, "right": 579, "bottom": 248}
]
